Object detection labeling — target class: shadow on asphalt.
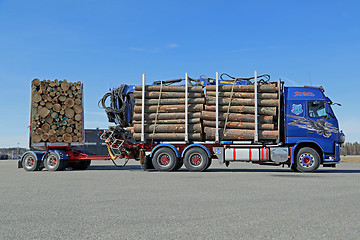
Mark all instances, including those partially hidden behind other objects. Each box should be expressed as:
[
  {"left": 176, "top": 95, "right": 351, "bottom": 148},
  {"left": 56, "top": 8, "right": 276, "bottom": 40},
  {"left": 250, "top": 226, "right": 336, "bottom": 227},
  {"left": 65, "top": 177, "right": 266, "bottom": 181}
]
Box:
[{"left": 86, "top": 165, "right": 360, "bottom": 173}]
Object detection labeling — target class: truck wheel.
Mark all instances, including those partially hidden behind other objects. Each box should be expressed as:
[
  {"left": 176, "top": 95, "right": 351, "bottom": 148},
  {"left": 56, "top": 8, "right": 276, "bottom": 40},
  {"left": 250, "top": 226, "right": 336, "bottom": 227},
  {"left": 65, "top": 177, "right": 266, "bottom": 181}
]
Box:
[
  {"left": 22, "top": 153, "right": 42, "bottom": 171},
  {"left": 43, "top": 152, "right": 67, "bottom": 171},
  {"left": 183, "top": 147, "right": 210, "bottom": 172},
  {"left": 295, "top": 147, "right": 321, "bottom": 173},
  {"left": 72, "top": 160, "right": 91, "bottom": 170},
  {"left": 152, "top": 148, "right": 179, "bottom": 172}
]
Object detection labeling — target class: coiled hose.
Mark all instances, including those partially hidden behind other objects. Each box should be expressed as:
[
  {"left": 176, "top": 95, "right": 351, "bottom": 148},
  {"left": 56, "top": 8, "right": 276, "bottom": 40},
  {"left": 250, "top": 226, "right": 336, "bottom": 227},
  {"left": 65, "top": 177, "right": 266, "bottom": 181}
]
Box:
[{"left": 98, "top": 85, "right": 128, "bottom": 127}]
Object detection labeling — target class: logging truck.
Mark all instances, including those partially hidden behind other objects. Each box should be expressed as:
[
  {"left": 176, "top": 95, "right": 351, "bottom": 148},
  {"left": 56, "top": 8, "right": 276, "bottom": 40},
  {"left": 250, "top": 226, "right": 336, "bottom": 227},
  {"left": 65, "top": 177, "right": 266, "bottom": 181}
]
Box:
[{"left": 19, "top": 72, "right": 345, "bottom": 172}]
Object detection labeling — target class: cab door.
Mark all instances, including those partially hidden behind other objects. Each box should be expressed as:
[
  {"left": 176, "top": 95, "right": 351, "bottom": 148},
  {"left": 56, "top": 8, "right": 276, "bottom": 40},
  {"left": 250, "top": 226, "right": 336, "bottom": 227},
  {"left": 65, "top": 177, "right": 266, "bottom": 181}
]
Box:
[{"left": 306, "top": 101, "right": 339, "bottom": 153}]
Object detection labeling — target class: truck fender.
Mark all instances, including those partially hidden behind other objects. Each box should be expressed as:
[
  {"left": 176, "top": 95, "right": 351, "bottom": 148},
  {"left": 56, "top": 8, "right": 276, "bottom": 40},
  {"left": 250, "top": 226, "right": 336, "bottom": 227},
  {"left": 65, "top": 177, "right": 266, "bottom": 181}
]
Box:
[
  {"left": 41, "top": 150, "right": 70, "bottom": 162},
  {"left": 181, "top": 144, "right": 211, "bottom": 159},
  {"left": 150, "top": 144, "right": 180, "bottom": 158},
  {"left": 292, "top": 140, "right": 325, "bottom": 163}
]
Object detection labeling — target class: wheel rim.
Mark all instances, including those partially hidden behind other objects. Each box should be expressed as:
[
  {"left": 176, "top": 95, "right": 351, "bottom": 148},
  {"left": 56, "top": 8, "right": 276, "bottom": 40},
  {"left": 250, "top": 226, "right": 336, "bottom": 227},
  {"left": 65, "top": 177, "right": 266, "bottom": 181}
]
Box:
[
  {"left": 46, "top": 155, "right": 59, "bottom": 169},
  {"left": 189, "top": 153, "right": 202, "bottom": 167},
  {"left": 24, "top": 155, "right": 35, "bottom": 169},
  {"left": 157, "top": 153, "right": 171, "bottom": 167},
  {"left": 299, "top": 153, "right": 315, "bottom": 168}
]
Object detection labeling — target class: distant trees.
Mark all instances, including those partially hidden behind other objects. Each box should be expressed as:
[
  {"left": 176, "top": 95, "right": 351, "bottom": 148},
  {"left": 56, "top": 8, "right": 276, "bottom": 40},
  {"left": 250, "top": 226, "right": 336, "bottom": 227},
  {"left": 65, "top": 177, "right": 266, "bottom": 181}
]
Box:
[{"left": 341, "top": 142, "right": 360, "bottom": 155}]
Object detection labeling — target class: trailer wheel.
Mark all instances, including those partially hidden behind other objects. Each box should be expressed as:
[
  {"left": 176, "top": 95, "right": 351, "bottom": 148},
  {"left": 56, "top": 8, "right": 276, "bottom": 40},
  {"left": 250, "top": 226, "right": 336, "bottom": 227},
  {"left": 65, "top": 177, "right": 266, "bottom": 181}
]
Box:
[
  {"left": 295, "top": 147, "right": 320, "bottom": 173},
  {"left": 22, "top": 153, "right": 42, "bottom": 171},
  {"left": 183, "top": 147, "right": 210, "bottom": 172},
  {"left": 72, "top": 160, "right": 91, "bottom": 170},
  {"left": 152, "top": 148, "right": 179, "bottom": 172},
  {"left": 43, "top": 152, "right": 67, "bottom": 171}
]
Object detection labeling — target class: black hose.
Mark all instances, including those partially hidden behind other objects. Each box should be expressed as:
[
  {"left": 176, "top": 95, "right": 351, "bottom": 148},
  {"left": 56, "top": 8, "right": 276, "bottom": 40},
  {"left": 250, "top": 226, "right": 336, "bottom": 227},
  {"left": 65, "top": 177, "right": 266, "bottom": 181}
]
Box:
[{"left": 98, "top": 84, "right": 128, "bottom": 126}]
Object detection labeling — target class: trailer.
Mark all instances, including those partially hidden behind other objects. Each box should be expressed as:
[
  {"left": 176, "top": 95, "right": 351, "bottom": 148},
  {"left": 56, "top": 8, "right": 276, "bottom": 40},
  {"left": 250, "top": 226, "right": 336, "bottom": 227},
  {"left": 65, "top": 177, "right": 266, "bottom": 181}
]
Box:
[{"left": 19, "top": 71, "right": 345, "bottom": 172}]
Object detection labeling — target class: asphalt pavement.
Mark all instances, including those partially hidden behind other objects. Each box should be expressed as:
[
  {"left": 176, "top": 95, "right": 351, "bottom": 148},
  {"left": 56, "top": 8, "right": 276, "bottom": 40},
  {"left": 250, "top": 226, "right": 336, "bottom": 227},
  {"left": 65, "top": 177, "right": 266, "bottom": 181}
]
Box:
[{"left": 0, "top": 160, "right": 359, "bottom": 240}]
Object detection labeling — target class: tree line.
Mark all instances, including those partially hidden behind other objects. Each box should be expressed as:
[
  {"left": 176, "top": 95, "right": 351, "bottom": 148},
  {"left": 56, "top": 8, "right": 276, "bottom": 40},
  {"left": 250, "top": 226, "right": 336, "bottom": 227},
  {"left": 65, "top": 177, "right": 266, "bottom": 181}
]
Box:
[{"left": 341, "top": 142, "right": 360, "bottom": 155}]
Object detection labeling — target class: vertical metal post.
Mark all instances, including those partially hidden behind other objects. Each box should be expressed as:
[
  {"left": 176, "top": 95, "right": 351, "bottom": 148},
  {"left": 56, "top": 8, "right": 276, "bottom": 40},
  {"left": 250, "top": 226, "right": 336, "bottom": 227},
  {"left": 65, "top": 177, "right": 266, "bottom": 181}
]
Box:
[
  {"left": 141, "top": 74, "right": 145, "bottom": 143},
  {"left": 185, "top": 73, "right": 189, "bottom": 142},
  {"left": 215, "top": 72, "right": 219, "bottom": 143},
  {"left": 277, "top": 79, "right": 281, "bottom": 144},
  {"left": 254, "top": 70, "right": 259, "bottom": 143}
]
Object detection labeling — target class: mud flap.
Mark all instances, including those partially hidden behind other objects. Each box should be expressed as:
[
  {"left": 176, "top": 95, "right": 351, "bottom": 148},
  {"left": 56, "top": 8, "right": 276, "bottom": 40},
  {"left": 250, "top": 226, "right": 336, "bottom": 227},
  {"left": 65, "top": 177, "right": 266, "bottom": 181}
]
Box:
[{"left": 142, "top": 156, "right": 154, "bottom": 170}]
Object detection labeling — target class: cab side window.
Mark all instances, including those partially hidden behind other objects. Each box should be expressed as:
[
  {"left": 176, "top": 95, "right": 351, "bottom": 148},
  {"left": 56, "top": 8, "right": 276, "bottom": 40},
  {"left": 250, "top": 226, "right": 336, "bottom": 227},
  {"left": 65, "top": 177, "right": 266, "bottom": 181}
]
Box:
[{"left": 308, "top": 102, "right": 327, "bottom": 118}]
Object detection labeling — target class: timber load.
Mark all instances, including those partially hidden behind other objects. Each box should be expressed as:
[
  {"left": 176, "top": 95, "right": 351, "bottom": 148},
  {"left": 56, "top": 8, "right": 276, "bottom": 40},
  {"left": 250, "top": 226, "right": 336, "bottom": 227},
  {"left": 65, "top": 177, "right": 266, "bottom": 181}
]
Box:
[
  {"left": 30, "top": 78, "right": 84, "bottom": 143},
  {"left": 128, "top": 85, "right": 205, "bottom": 141},
  {"left": 202, "top": 82, "right": 280, "bottom": 141}
]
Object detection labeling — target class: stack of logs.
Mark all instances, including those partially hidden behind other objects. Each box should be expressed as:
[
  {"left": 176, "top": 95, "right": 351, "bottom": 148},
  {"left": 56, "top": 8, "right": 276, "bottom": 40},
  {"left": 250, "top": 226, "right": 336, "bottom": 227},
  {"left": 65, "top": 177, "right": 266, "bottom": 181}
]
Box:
[
  {"left": 127, "top": 85, "right": 205, "bottom": 141},
  {"left": 202, "top": 84, "right": 279, "bottom": 141},
  {"left": 30, "top": 79, "right": 84, "bottom": 143}
]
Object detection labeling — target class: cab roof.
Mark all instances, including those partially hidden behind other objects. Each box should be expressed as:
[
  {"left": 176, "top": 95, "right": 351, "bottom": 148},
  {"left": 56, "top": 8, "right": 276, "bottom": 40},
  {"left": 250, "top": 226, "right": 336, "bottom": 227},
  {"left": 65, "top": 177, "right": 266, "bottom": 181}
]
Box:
[{"left": 285, "top": 86, "right": 327, "bottom": 101}]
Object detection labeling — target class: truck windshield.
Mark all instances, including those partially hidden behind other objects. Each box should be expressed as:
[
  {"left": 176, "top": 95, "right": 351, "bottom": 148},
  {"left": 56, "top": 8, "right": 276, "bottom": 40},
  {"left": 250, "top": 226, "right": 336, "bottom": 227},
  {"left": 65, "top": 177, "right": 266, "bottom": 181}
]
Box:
[{"left": 308, "top": 102, "right": 327, "bottom": 118}]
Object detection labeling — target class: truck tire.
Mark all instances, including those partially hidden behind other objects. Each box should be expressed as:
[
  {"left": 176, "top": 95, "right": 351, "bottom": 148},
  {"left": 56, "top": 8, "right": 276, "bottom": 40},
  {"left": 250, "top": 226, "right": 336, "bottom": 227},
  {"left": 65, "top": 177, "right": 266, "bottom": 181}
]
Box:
[
  {"left": 72, "top": 160, "right": 91, "bottom": 170},
  {"left": 22, "top": 152, "right": 42, "bottom": 171},
  {"left": 183, "top": 147, "right": 210, "bottom": 172},
  {"left": 43, "top": 152, "right": 67, "bottom": 171},
  {"left": 152, "top": 148, "right": 179, "bottom": 171},
  {"left": 295, "top": 147, "right": 321, "bottom": 173}
]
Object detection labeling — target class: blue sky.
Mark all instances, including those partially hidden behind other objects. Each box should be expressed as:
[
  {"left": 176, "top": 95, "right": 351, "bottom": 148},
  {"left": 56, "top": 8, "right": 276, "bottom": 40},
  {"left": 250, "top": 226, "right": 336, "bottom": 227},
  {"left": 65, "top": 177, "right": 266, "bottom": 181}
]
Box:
[{"left": 0, "top": 0, "right": 359, "bottom": 147}]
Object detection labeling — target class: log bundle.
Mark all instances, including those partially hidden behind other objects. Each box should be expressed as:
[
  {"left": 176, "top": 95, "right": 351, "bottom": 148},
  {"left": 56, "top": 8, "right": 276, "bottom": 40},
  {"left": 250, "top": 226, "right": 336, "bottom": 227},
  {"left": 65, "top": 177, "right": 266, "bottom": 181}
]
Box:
[
  {"left": 202, "top": 83, "right": 280, "bottom": 141},
  {"left": 30, "top": 79, "right": 83, "bottom": 143},
  {"left": 128, "top": 85, "right": 205, "bottom": 141}
]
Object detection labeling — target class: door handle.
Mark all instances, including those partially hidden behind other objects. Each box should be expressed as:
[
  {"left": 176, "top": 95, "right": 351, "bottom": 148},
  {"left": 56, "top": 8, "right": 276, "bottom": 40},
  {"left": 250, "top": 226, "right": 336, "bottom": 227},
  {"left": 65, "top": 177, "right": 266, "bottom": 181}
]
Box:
[{"left": 308, "top": 130, "right": 314, "bottom": 133}]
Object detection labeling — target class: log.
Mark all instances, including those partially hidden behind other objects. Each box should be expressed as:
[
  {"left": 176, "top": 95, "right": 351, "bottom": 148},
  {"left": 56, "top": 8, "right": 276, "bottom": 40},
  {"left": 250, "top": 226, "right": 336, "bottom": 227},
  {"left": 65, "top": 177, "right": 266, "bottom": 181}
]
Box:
[
  {"left": 53, "top": 104, "right": 61, "bottom": 112},
  {"left": 45, "top": 116, "right": 53, "bottom": 124},
  {"left": 75, "top": 114, "right": 82, "bottom": 121},
  {"left": 42, "top": 123, "right": 50, "bottom": 132},
  {"left": 133, "top": 91, "right": 203, "bottom": 99},
  {"left": 64, "top": 98, "right": 74, "bottom": 107},
  {"left": 45, "top": 102, "right": 53, "bottom": 109},
  {"left": 35, "top": 128, "right": 43, "bottom": 135},
  {"left": 73, "top": 105, "right": 83, "bottom": 114},
  {"left": 130, "top": 123, "right": 202, "bottom": 133},
  {"left": 134, "top": 104, "right": 203, "bottom": 113},
  {"left": 204, "top": 105, "right": 277, "bottom": 116},
  {"left": 41, "top": 133, "right": 49, "bottom": 141},
  {"left": 201, "top": 111, "right": 273, "bottom": 123},
  {"left": 48, "top": 135, "right": 57, "bottom": 143},
  {"left": 32, "top": 78, "right": 40, "bottom": 86},
  {"left": 38, "top": 107, "right": 50, "bottom": 118},
  {"left": 132, "top": 133, "right": 202, "bottom": 141},
  {"left": 132, "top": 118, "right": 201, "bottom": 124},
  {"left": 133, "top": 112, "right": 201, "bottom": 121},
  {"left": 74, "top": 99, "right": 82, "bottom": 105},
  {"left": 61, "top": 81, "right": 70, "bottom": 91},
  {"left": 203, "top": 120, "right": 274, "bottom": 130},
  {"left": 206, "top": 91, "right": 278, "bottom": 99},
  {"left": 135, "top": 85, "right": 204, "bottom": 92},
  {"left": 206, "top": 84, "right": 278, "bottom": 92},
  {"left": 65, "top": 108, "right": 75, "bottom": 118},
  {"left": 206, "top": 97, "right": 279, "bottom": 107},
  {"left": 32, "top": 134, "right": 41, "bottom": 143},
  {"left": 59, "top": 95, "right": 67, "bottom": 102},
  {"left": 32, "top": 93, "right": 42, "bottom": 102},
  {"left": 134, "top": 98, "right": 205, "bottom": 105},
  {"left": 66, "top": 127, "right": 73, "bottom": 133},
  {"left": 204, "top": 127, "right": 278, "bottom": 140},
  {"left": 49, "top": 129, "right": 56, "bottom": 135}
]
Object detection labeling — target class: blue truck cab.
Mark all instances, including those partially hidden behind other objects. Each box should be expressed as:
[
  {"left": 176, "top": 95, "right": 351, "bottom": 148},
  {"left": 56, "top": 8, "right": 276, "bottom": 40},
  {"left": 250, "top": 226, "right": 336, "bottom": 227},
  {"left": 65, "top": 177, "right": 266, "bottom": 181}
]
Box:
[{"left": 284, "top": 86, "right": 344, "bottom": 169}]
